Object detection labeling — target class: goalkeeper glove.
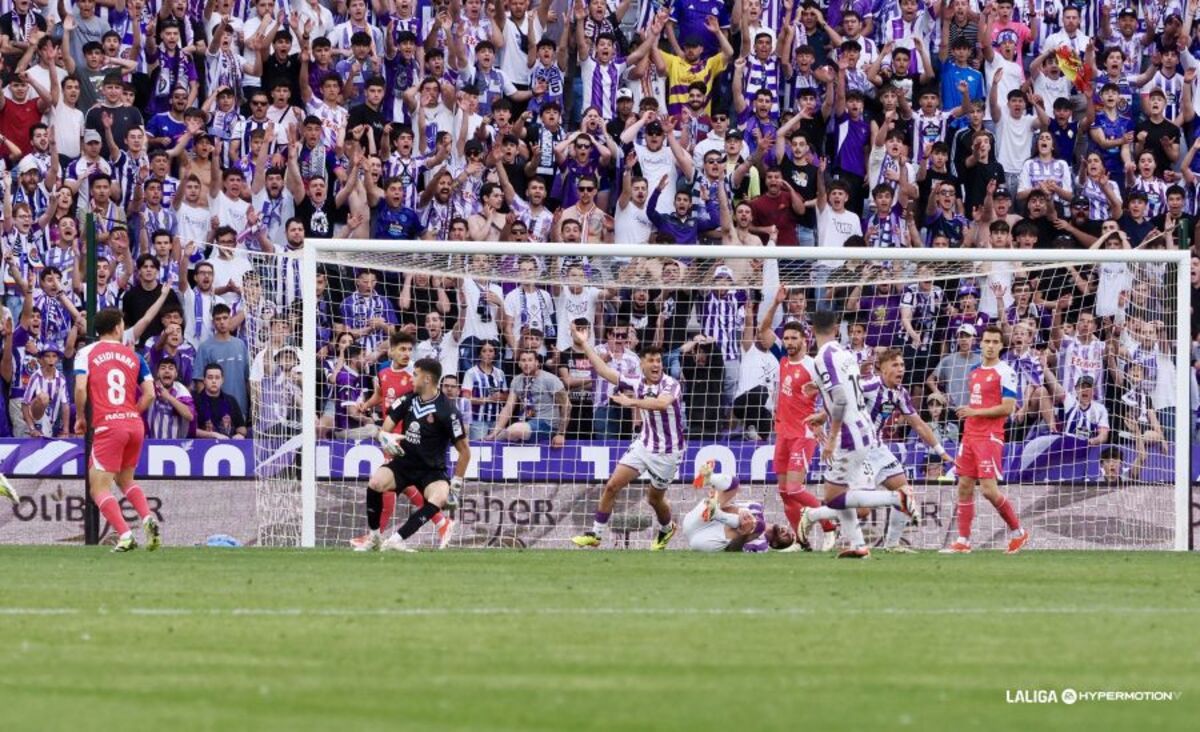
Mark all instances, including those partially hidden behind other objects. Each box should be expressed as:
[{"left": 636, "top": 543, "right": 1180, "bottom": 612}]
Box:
[{"left": 447, "top": 476, "right": 464, "bottom": 509}]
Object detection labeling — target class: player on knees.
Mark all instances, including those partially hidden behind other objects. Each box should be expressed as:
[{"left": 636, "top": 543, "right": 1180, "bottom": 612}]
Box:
[
  {"left": 804, "top": 311, "right": 916, "bottom": 559},
  {"left": 73, "top": 309, "right": 161, "bottom": 552},
  {"left": 757, "top": 290, "right": 837, "bottom": 549},
  {"left": 943, "top": 324, "right": 1028, "bottom": 554},
  {"left": 358, "top": 358, "right": 467, "bottom": 552},
  {"left": 569, "top": 324, "right": 685, "bottom": 550}
]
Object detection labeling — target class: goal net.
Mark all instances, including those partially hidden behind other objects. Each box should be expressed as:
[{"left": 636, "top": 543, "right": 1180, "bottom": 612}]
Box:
[{"left": 246, "top": 243, "right": 1190, "bottom": 551}]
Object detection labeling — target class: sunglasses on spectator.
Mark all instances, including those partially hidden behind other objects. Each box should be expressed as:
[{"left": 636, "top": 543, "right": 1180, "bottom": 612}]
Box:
[{"left": 577, "top": 185, "right": 596, "bottom": 192}]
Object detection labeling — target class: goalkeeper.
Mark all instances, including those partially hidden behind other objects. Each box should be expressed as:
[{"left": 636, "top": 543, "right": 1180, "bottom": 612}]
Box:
[{"left": 357, "top": 358, "right": 470, "bottom": 552}]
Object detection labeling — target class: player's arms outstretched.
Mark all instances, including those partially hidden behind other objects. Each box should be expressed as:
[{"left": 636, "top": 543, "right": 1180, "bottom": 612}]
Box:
[
  {"left": 571, "top": 323, "right": 621, "bottom": 386},
  {"left": 904, "top": 413, "right": 951, "bottom": 460}
]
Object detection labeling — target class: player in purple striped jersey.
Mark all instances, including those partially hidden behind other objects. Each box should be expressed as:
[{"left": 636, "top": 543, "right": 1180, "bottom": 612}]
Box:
[
  {"left": 687, "top": 464, "right": 797, "bottom": 552},
  {"left": 570, "top": 324, "right": 685, "bottom": 550},
  {"left": 805, "top": 311, "right": 916, "bottom": 558}
]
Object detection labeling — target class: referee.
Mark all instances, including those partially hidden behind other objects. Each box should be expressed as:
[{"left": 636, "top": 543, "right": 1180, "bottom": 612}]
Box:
[{"left": 360, "top": 358, "right": 471, "bottom": 552}]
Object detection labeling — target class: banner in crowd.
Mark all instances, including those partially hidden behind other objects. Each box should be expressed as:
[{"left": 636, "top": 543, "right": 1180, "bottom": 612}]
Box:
[{"left": 0, "top": 437, "right": 1184, "bottom": 483}]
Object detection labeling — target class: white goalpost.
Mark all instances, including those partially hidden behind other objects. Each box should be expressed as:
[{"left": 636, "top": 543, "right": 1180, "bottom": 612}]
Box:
[{"left": 269, "top": 241, "right": 1192, "bottom": 551}]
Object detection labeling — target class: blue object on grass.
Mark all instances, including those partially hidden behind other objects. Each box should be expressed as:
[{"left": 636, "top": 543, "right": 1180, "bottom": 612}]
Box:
[{"left": 206, "top": 534, "right": 242, "bottom": 547}]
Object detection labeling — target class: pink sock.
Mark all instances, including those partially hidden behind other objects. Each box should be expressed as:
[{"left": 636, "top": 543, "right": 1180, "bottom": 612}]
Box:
[
  {"left": 989, "top": 494, "right": 1021, "bottom": 531},
  {"left": 403, "top": 486, "right": 425, "bottom": 509},
  {"left": 122, "top": 485, "right": 151, "bottom": 520},
  {"left": 97, "top": 493, "right": 130, "bottom": 535},
  {"left": 379, "top": 491, "right": 397, "bottom": 530},
  {"left": 956, "top": 500, "right": 975, "bottom": 541}
]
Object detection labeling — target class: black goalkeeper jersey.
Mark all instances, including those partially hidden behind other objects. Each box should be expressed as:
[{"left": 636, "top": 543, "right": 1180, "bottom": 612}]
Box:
[{"left": 386, "top": 392, "right": 466, "bottom": 474}]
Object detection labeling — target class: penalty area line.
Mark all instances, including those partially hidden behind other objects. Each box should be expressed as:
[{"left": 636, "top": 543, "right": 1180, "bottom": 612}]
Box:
[{"left": 0, "top": 606, "right": 1196, "bottom": 618}]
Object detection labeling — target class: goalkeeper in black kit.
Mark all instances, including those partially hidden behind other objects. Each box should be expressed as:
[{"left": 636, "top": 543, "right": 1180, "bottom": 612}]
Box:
[{"left": 359, "top": 358, "right": 471, "bottom": 553}]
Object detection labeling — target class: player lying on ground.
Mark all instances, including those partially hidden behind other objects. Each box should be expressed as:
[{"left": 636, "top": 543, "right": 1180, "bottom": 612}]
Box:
[
  {"left": 73, "top": 308, "right": 162, "bottom": 552},
  {"left": 802, "top": 348, "right": 950, "bottom": 552},
  {"left": 757, "top": 289, "right": 837, "bottom": 546},
  {"left": 359, "top": 357, "right": 468, "bottom": 552},
  {"left": 690, "top": 463, "right": 796, "bottom": 552},
  {"left": 805, "top": 311, "right": 917, "bottom": 559},
  {"left": 570, "top": 324, "right": 684, "bottom": 550},
  {"left": 944, "top": 325, "right": 1029, "bottom": 554}
]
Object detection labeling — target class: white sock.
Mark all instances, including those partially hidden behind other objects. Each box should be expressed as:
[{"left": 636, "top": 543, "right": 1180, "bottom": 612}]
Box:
[
  {"left": 659, "top": 520, "right": 674, "bottom": 533},
  {"left": 883, "top": 508, "right": 909, "bottom": 548},
  {"left": 807, "top": 506, "right": 841, "bottom": 522},
  {"left": 1011, "top": 528, "right": 1025, "bottom": 539},
  {"left": 714, "top": 510, "right": 740, "bottom": 529},
  {"left": 710, "top": 474, "right": 735, "bottom": 491},
  {"left": 119, "top": 530, "right": 133, "bottom": 540},
  {"left": 839, "top": 509, "right": 865, "bottom": 549},
  {"left": 591, "top": 522, "right": 606, "bottom": 537},
  {"left": 844, "top": 490, "right": 900, "bottom": 509},
  {"left": 369, "top": 529, "right": 381, "bottom": 541}
]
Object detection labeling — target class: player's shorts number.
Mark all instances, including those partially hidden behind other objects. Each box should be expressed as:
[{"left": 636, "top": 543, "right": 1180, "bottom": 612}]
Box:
[{"left": 106, "top": 370, "right": 127, "bottom": 406}]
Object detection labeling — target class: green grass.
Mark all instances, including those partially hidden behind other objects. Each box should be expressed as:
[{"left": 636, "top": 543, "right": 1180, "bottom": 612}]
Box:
[{"left": 2, "top": 548, "right": 1198, "bottom": 732}]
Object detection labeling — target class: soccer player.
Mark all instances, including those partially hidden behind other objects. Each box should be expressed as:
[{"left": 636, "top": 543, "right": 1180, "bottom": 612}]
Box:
[
  {"left": 569, "top": 324, "right": 685, "bottom": 550},
  {"left": 690, "top": 465, "right": 798, "bottom": 553},
  {"left": 944, "top": 324, "right": 1029, "bottom": 554},
  {"left": 757, "top": 289, "right": 837, "bottom": 547},
  {"left": 804, "top": 311, "right": 916, "bottom": 559},
  {"left": 359, "top": 358, "right": 468, "bottom": 552},
  {"left": 73, "top": 309, "right": 161, "bottom": 552},
  {"left": 349, "top": 331, "right": 426, "bottom": 550}
]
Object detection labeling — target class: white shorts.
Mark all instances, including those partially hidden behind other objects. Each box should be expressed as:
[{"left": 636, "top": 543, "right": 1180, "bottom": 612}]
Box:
[
  {"left": 682, "top": 501, "right": 730, "bottom": 552},
  {"left": 618, "top": 442, "right": 684, "bottom": 490},
  {"left": 825, "top": 445, "right": 905, "bottom": 489}
]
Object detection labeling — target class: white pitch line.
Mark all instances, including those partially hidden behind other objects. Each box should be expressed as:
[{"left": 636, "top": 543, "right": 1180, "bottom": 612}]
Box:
[{"left": 1, "top": 606, "right": 1196, "bottom": 618}]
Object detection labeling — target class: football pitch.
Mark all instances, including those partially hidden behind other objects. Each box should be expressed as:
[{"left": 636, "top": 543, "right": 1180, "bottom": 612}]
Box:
[{"left": 2, "top": 548, "right": 1197, "bottom": 732}]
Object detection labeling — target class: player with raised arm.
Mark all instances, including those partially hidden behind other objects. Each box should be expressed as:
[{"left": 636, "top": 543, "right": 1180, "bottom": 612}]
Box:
[
  {"left": 570, "top": 323, "right": 685, "bottom": 550},
  {"left": 944, "top": 324, "right": 1029, "bottom": 554},
  {"left": 687, "top": 468, "right": 797, "bottom": 552},
  {"left": 73, "top": 309, "right": 160, "bottom": 552},
  {"left": 358, "top": 358, "right": 469, "bottom": 552},
  {"left": 805, "top": 311, "right": 916, "bottom": 559}
]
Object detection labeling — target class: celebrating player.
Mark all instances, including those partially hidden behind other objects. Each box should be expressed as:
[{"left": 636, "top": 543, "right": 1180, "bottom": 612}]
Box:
[
  {"left": 944, "top": 325, "right": 1029, "bottom": 554},
  {"left": 358, "top": 358, "right": 468, "bottom": 552},
  {"left": 758, "top": 289, "right": 838, "bottom": 550},
  {"left": 350, "top": 331, "right": 422, "bottom": 550},
  {"left": 805, "top": 311, "right": 916, "bottom": 559},
  {"left": 690, "top": 465, "right": 797, "bottom": 552},
  {"left": 73, "top": 309, "right": 161, "bottom": 552},
  {"left": 570, "top": 323, "right": 685, "bottom": 550}
]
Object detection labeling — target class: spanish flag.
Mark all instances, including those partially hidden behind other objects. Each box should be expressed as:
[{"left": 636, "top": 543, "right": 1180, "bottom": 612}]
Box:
[{"left": 1056, "top": 46, "right": 1093, "bottom": 96}]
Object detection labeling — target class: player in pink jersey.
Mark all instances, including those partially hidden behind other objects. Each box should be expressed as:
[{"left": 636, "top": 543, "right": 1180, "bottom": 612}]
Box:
[
  {"left": 757, "top": 291, "right": 838, "bottom": 549},
  {"left": 73, "top": 309, "right": 161, "bottom": 552},
  {"left": 944, "top": 324, "right": 1029, "bottom": 554}
]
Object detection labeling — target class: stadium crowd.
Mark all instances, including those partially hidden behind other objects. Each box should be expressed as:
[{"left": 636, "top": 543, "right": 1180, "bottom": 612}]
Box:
[{"left": 0, "top": 0, "right": 1194, "bottom": 478}]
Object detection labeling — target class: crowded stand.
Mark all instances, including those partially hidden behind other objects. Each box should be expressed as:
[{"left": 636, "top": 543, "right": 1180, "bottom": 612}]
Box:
[{"left": 0, "top": 0, "right": 1192, "bottom": 486}]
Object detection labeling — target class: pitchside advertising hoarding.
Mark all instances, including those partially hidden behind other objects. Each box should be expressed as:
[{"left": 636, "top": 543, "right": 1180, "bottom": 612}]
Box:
[{"left": 0, "top": 439, "right": 1190, "bottom": 548}]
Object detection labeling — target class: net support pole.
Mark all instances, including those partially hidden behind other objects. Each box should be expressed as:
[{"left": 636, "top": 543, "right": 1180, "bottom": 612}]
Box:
[
  {"left": 299, "top": 246, "right": 318, "bottom": 548},
  {"left": 83, "top": 213, "right": 99, "bottom": 546},
  {"left": 1174, "top": 252, "right": 1190, "bottom": 552}
]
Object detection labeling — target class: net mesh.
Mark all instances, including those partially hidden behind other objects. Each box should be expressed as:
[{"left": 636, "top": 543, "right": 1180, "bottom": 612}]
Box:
[{"left": 244, "top": 245, "right": 1182, "bottom": 550}]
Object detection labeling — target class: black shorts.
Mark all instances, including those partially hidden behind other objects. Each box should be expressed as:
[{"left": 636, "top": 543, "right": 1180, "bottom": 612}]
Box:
[
  {"left": 903, "top": 344, "right": 936, "bottom": 388},
  {"left": 386, "top": 461, "right": 449, "bottom": 493}
]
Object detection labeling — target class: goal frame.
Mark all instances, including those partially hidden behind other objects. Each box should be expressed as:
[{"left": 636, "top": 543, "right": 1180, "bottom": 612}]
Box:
[{"left": 299, "top": 241, "right": 1192, "bottom": 551}]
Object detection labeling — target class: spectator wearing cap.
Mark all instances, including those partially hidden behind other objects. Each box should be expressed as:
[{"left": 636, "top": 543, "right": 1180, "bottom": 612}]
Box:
[
  {"left": 927, "top": 323, "right": 982, "bottom": 408},
  {"left": 657, "top": 18, "right": 732, "bottom": 118},
  {"left": 1061, "top": 374, "right": 1110, "bottom": 446},
  {"left": 1135, "top": 87, "right": 1182, "bottom": 177},
  {"left": 21, "top": 345, "right": 68, "bottom": 438},
  {"left": 1058, "top": 192, "right": 1104, "bottom": 248},
  {"left": 587, "top": 323, "right": 641, "bottom": 438},
  {"left": 946, "top": 284, "right": 990, "bottom": 346},
  {"left": 146, "top": 357, "right": 196, "bottom": 440},
  {"left": 63, "top": 129, "right": 114, "bottom": 209},
  {"left": 83, "top": 71, "right": 143, "bottom": 162}
]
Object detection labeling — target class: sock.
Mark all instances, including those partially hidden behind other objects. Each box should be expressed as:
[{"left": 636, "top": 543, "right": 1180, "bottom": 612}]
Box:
[
  {"left": 711, "top": 474, "right": 739, "bottom": 491},
  {"left": 398, "top": 503, "right": 442, "bottom": 540},
  {"left": 843, "top": 489, "right": 900, "bottom": 509},
  {"left": 807, "top": 506, "right": 841, "bottom": 522},
  {"left": 714, "top": 509, "right": 740, "bottom": 529},
  {"left": 379, "top": 491, "right": 397, "bottom": 531},
  {"left": 780, "top": 493, "right": 805, "bottom": 531},
  {"left": 592, "top": 510, "right": 611, "bottom": 537},
  {"left": 791, "top": 488, "right": 837, "bottom": 533},
  {"left": 432, "top": 512, "right": 449, "bottom": 530},
  {"left": 956, "top": 499, "right": 975, "bottom": 542},
  {"left": 403, "top": 486, "right": 426, "bottom": 509},
  {"left": 989, "top": 494, "right": 1021, "bottom": 531},
  {"left": 826, "top": 492, "right": 847, "bottom": 510},
  {"left": 366, "top": 489, "right": 383, "bottom": 531},
  {"left": 839, "top": 509, "right": 865, "bottom": 549},
  {"left": 883, "top": 508, "right": 909, "bottom": 548},
  {"left": 97, "top": 493, "right": 130, "bottom": 537},
  {"left": 657, "top": 516, "right": 674, "bottom": 533},
  {"left": 121, "top": 485, "right": 151, "bottom": 520}
]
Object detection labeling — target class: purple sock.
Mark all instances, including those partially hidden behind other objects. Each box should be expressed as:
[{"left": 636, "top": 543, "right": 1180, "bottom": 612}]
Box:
[
  {"left": 726, "top": 476, "right": 740, "bottom": 492},
  {"left": 826, "top": 493, "right": 847, "bottom": 510},
  {"left": 594, "top": 511, "right": 611, "bottom": 524}
]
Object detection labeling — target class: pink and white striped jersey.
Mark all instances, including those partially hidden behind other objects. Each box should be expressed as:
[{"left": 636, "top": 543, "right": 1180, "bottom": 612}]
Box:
[
  {"left": 619, "top": 373, "right": 686, "bottom": 454},
  {"left": 1059, "top": 335, "right": 1106, "bottom": 393}
]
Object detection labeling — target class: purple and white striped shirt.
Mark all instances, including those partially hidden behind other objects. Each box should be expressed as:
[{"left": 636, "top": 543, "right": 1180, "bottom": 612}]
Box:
[
  {"left": 23, "top": 369, "right": 68, "bottom": 435},
  {"left": 593, "top": 345, "right": 641, "bottom": 407},
  {"left": 146, "top": 382, "right": 195, "bottom": 439},
  {"left": 619, "top": 373, "right": 686, "bottom": 454},
  {"left": 701, "top": 290, "right": 747, "bottom": 363},
  {"left": 861, "top": 375, "right": 916, "bottom": 435},
  {"left": 813, "top": 341, "right": 877, "bottom": 452},
  {"left": 580, "top": 56, "right": 626, "bottom": 120},
  {"left": 743, "top": 55, "right": 781, "bottom": 119},
  {"left": 1131, "top": 176, "right": 1168, "bottom": 218},
  {"left": 1059, "top": 335, "right": 1105, "bottom": 393},
  {"left": 1003, "top": 348, "right": 1044, "bottom": 406}
]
